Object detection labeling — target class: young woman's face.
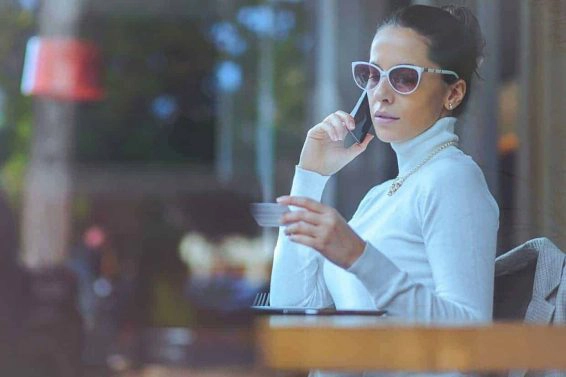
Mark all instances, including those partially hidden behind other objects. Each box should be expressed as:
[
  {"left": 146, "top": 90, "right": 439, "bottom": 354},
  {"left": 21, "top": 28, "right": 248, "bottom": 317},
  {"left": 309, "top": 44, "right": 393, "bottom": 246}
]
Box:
[{"left": 368, "top": 26, "right": 452, "bottom": 143}]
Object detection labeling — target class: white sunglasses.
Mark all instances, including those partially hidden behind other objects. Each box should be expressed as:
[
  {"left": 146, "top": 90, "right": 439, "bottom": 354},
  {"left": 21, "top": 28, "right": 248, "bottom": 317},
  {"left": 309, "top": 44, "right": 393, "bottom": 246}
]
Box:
[{"left": 352, "top": 61, "right": 459, "bottom": 95}]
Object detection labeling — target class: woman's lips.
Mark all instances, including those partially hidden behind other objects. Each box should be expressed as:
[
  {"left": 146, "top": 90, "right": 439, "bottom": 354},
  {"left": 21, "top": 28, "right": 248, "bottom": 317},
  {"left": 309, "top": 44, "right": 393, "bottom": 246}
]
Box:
[{"left": 374, "top": 115, "right": 400, "bottom": 125}]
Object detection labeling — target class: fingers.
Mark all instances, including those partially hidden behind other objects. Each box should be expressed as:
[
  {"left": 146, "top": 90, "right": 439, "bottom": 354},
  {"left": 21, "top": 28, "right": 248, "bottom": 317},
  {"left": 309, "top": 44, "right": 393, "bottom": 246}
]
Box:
[
  {"left": 287, "top": 234, "right": 318, "bottom": 249},
  {"left": 284, "top": 220, "right": 318, "bottom": 238},
  {"left": 335, "top": 110, "right": 355, "bottom": 129},
  {"left": 328, "top": 113, "right": 352, "bottom": 140},
  {"left": 320, "top": 121, "right": 339, "bottom": 142},
  {"left": 279, "top": 209, "right": 320, "bottom": 226},
  {"left": 322, "top": 111, "right": 355, "bottom": 142},
  {"left": 276, "top": 196, "right": 326, "bottom": 213},
  {"left": 359, "top": 133, "right": 375, "bottom": 148},
  {"left": 350, "top": 133, "right": 375, "bottom": 152}
]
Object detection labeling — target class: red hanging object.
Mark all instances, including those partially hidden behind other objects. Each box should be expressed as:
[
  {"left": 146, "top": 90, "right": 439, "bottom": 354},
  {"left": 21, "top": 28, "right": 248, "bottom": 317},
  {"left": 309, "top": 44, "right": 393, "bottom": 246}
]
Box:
[{"left": 21, "top": 36, "right": 104, "bottom": 101}]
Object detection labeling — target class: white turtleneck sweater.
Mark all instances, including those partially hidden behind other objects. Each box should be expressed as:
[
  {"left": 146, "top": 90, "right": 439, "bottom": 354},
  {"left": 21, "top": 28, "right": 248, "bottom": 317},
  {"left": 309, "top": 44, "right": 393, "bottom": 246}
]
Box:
[{"left": 270, "top": 117, "right": 499, "bottom": 376}]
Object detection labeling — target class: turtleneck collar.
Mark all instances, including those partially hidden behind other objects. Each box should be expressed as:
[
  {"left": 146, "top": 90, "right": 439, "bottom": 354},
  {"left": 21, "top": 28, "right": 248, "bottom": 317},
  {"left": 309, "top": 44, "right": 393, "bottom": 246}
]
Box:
[{"left": 390, "top": 116, "right": 459, "bottom": 175}]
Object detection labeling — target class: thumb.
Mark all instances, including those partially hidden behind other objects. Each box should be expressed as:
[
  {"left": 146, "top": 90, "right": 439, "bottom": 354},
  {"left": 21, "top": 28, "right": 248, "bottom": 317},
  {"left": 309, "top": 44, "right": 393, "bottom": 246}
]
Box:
[{"left": 348, "top": 133, "right": 375, "bottom": 156}]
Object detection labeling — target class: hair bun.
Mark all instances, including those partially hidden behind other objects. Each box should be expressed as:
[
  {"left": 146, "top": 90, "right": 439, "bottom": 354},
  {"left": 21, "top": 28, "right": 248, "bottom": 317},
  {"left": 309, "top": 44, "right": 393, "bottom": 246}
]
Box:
[{"left": 442, "top": 5, "right": 486, "bottom": 68}]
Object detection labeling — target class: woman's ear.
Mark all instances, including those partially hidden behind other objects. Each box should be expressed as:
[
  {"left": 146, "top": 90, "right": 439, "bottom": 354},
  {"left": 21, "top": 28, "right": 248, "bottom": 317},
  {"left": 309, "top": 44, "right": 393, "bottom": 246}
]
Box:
[{"left": 444, "top": 79, "right": 466, "bottom": 111}]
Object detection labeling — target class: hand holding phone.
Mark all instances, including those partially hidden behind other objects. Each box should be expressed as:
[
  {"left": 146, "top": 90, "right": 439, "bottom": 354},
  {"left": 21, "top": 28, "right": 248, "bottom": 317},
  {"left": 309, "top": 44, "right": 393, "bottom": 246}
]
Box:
[
  {"left": 296, "top": 91, "right": 375, "bottom": 176},
  {"left": 344, "top": 91, "right": 375, "bottom": 148}
]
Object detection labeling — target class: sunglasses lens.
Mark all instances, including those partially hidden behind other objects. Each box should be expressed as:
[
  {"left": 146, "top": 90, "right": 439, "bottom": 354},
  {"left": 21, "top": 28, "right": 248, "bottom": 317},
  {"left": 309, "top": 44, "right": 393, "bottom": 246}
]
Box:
[
  {"left": 353, "top": 64, "right": 380, "bottom": 90},
  {"left": 390, "top": 67, "right": 419, "bottom": 93}
]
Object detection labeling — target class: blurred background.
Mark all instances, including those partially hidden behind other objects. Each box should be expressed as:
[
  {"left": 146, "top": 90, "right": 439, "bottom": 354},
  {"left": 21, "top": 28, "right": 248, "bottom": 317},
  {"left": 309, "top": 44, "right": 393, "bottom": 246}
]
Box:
[{"left": 0, "top": 0, "right": 564, "bottom": 376}]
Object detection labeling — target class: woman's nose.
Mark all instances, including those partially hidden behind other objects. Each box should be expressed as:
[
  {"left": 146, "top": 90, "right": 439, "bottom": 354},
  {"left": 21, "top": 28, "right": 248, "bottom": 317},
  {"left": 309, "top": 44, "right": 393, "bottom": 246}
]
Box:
[{"left": 369, "top": 75, "right": 394, "bottom": 104}]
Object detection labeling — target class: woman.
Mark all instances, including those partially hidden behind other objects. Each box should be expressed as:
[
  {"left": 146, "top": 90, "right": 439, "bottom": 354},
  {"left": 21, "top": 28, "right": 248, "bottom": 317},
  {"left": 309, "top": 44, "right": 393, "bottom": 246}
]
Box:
[{"left": 270, "top": 4, "right": 499, "bottom": 376}]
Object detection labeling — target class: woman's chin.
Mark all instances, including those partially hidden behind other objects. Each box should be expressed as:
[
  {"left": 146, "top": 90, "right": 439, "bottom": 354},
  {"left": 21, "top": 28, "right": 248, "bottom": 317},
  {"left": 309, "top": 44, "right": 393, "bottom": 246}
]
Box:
[{"left": 374, "top": 128, "right": 403, "bottom": 144}]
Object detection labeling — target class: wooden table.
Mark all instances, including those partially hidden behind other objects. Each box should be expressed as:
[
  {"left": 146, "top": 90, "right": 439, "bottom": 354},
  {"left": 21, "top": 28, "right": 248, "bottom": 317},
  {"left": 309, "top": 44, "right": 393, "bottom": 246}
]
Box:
[{"left": 255, "top": 316, "right": 566, "bottom": 373}]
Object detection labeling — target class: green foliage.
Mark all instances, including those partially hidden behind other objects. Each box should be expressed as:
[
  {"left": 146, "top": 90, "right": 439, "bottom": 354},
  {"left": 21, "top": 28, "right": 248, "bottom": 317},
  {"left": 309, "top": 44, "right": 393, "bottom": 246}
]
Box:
[
  {"left": 1, "top": 112, "right": 32, "bottom": 203},
  {"left": 0, "top": 6, "right": 36, "bottom": 202}
]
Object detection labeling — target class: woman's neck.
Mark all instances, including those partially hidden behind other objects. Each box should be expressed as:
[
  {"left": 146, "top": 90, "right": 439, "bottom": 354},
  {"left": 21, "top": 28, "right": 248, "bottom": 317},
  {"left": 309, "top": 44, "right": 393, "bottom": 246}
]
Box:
[{"left": 390, "top": 116, "right": 459, "bottom": 176}]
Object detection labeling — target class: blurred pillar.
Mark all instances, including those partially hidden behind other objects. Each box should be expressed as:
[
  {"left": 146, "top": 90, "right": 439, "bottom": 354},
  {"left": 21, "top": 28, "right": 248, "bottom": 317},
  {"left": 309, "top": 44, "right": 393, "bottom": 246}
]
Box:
[
  {"left": 255, "top": 1, "right": 278, "bottom": 254},
  {"left": 215, "top": 1, "right": 236, "bottom": 185},
  {"left": 334, "top": 0, "right": 393, "bottom": 219},
  {"left": 256, "top": 3, "right": 276, "bottom": 202},
  {"left": 314, "top": 0, "right": 339, "bottom": 207},
  {"left": 516, "top": 0, "right": 566, "bottom": 249},
  {"left": 21, "top": 0, "right": 81, "bottom": 267},
  {"left": 459, "top": 0, "right": 500, "bottom": 201},
  {"left": 215, "top": 82, "right": 235, "bottom": 184}
]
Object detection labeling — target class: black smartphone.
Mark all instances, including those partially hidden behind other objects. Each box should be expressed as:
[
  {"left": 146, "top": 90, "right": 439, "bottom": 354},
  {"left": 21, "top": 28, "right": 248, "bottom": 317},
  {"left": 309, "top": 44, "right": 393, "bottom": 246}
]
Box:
[{"left": 344, "top": 91, "right": 375, "bottom": 148}]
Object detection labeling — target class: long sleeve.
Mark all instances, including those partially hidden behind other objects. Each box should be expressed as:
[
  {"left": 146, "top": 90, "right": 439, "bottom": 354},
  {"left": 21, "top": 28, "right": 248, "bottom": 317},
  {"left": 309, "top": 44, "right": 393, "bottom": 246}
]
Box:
[
  {"left": 348, "top": 159, "right": 499, "bottom": 322},
  {"left": 269, "top": 166, "right": 334, "bottom": 308}
]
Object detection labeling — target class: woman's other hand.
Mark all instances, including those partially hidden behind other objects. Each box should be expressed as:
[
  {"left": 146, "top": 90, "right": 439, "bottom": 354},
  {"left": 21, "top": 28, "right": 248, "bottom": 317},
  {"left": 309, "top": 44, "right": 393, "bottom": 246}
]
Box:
[
  {"left": 298, "top": 111, "right": 374, "bottom": 176},
  {"left": 276, "top": 195, "right": 366, "bottom": 269}
]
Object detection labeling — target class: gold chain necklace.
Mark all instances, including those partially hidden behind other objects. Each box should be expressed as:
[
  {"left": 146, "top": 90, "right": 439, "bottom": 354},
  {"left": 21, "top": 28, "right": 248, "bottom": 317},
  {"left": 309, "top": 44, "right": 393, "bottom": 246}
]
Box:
[{"left": 388, "top": 140, "right": 458, "bottom": 196}]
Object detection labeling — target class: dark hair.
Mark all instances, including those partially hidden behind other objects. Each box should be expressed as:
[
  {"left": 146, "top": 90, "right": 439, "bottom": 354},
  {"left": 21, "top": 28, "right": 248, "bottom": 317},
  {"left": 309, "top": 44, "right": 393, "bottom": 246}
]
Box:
[{"left": 377, "top": 4, "right": 485, "bottom": 116}]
